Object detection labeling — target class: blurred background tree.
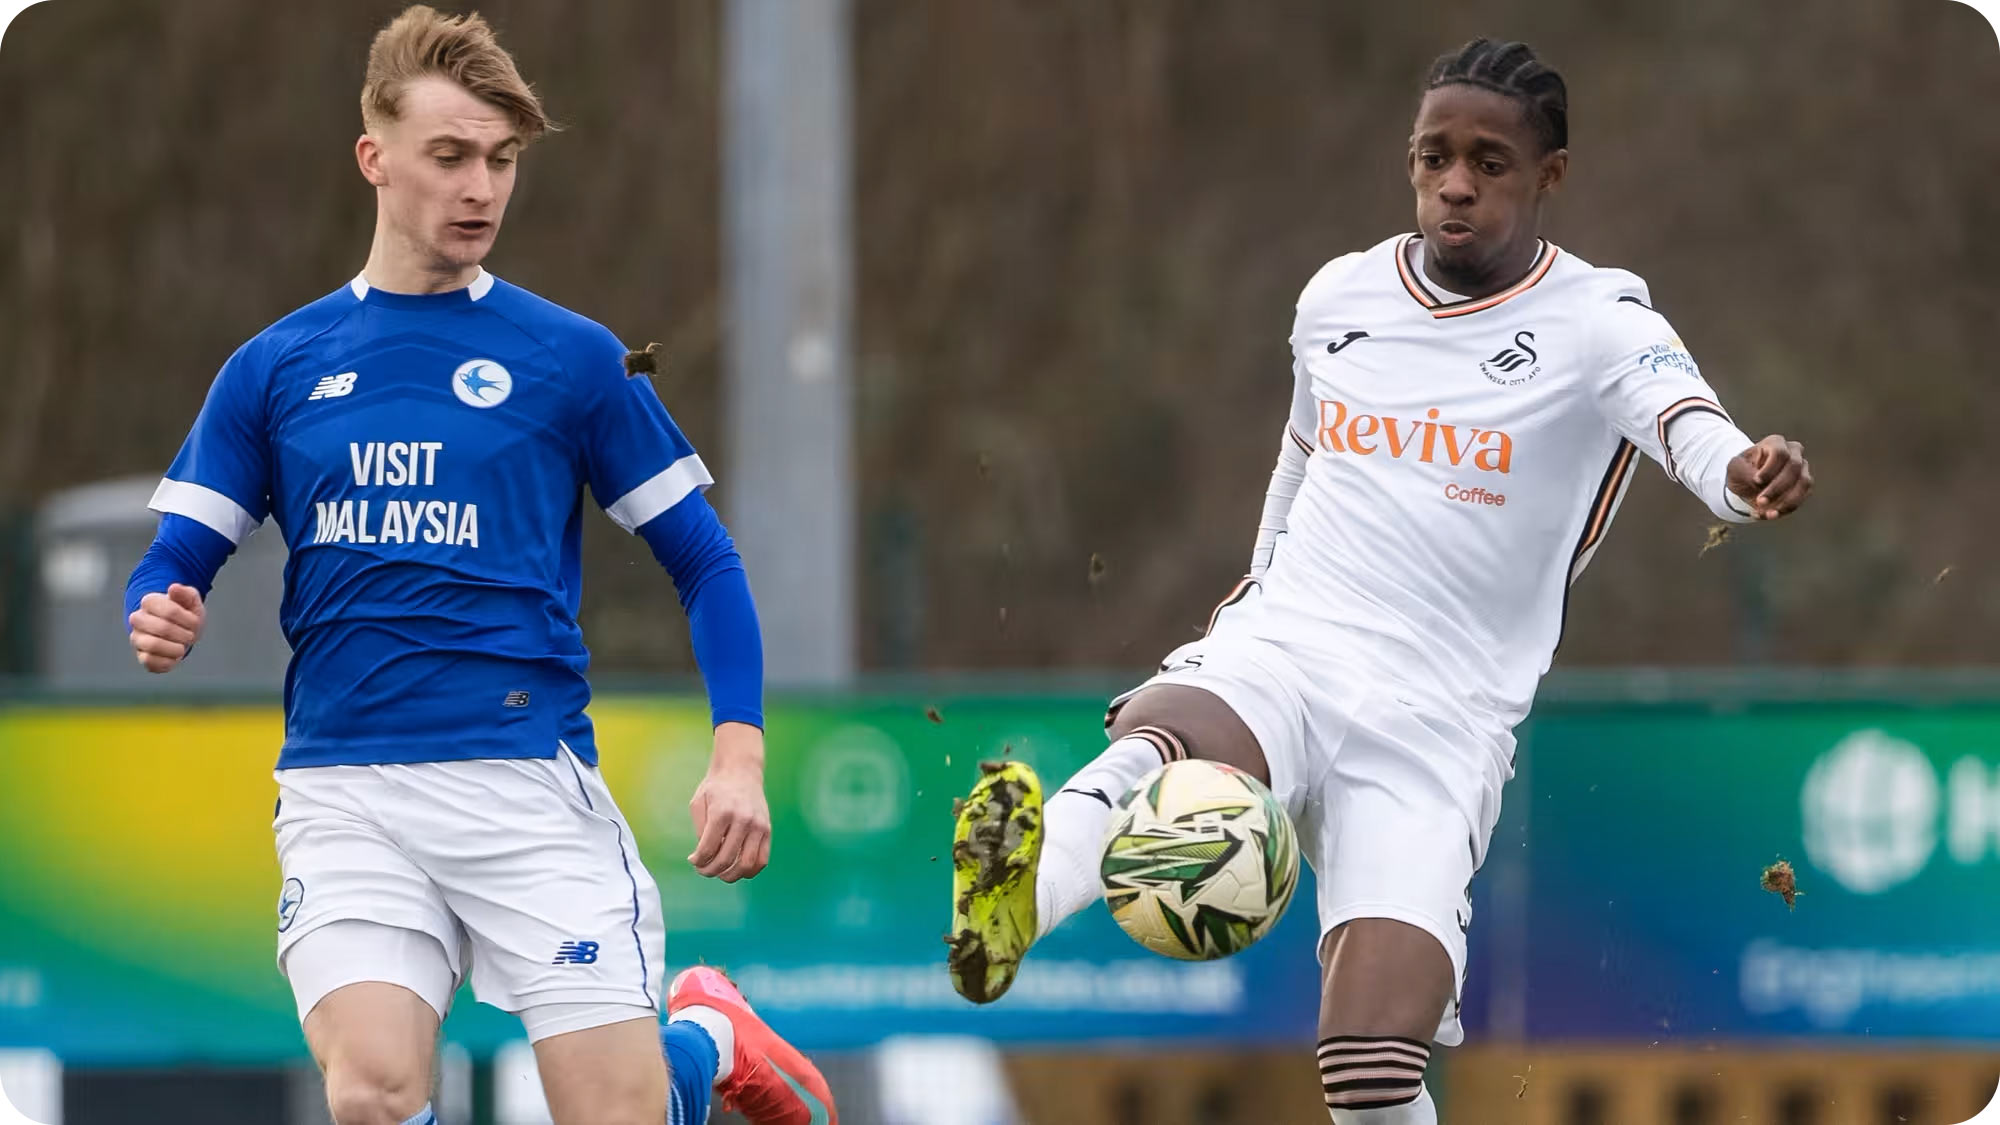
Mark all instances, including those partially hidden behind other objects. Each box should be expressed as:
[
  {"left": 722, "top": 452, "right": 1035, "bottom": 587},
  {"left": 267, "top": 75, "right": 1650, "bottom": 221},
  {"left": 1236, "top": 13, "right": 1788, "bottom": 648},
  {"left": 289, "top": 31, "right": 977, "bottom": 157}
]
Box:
[{"left": 2, "top": 0, "right": 1993, "bottom": 679}]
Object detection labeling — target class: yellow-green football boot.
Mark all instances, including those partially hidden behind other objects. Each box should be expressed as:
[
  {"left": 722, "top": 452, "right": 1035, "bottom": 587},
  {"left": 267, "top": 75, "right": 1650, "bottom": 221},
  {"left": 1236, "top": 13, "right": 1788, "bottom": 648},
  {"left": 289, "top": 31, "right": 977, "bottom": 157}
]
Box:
[{"left": 947, "top": 760, "right": 1045, "bottom": 1004}]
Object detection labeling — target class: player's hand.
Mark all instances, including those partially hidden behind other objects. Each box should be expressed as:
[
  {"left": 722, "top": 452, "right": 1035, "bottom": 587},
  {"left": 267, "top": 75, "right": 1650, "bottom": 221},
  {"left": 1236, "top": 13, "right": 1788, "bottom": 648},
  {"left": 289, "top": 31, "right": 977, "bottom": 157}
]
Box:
[
  {"left": 687, "top": 722, "right": 771, "bottom": 882},
  {"left": 1726, "top": 435, "right": 1812, "bottom": 521},
  {"left": 127, "top": 583, "right": 206, "bottom": 673}
]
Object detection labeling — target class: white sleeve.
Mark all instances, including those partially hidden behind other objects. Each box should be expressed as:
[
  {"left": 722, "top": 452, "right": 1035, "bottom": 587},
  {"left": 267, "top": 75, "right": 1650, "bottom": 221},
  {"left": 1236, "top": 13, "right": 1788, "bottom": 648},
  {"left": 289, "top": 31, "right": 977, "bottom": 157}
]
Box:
[
  {"left": 1251, "top": 251, "right": 1363, "bottom": 575},
  {"left": 1590, "top": 286, "right": 1757, "bottom": 523},
  {"left": 1250, "top": 368, "right": 1316, "bottom": 576}
]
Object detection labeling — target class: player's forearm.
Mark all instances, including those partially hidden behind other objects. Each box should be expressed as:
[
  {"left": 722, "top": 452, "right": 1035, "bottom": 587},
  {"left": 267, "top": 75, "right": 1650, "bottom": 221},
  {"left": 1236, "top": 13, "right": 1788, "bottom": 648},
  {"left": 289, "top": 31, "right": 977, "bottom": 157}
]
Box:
[
  {"left": 685, "top": 564, "right": 765, "bottom": 729},
  {"left": 709, "top": 719, "right": 766, "bottom": 774},
  {"left": 1251, "top": 430, "right": 1311, "bottom": 576},
  {"left": 636, "top": 496, "right": 765, "bottom": 728},
  {"left": 1667, "top": 412, "right": 1759, "bottom": 523},
  {"left": 122, "top": 514, "right": 232, "bottom": 628}
]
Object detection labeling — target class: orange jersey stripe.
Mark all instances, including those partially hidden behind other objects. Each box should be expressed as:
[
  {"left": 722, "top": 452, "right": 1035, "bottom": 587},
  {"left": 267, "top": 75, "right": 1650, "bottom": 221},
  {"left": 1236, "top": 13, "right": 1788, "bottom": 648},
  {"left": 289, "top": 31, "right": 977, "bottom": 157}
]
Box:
[
  {"left": 1573, "top": 441, "right": 1638, "bottom": 567},
  {"left": 1433, "top": 245, "right": 1559, "bottom": 318},
  {"left": 1395, "top": 235, "right": 1559, "bottom": 318},
  {"left": 1654, "top": 396, "right": 1731, "bottom": 481},
  {"left": 1555, "top": 440, "right": 1639, "bottom": 650},
  {"left": 1395, "top": 235, "right": 1440, "bottom": 308},
  {"left": 1204, "top": 575, "right": 1258, "bottom": 636}
]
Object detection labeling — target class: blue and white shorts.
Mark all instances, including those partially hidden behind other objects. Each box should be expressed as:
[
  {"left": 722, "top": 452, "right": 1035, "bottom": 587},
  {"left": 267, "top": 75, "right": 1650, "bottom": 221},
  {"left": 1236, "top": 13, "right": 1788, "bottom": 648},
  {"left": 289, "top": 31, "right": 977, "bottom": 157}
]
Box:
[{"left": 272, "top": 743, "right": 665, "bottom": 1041}]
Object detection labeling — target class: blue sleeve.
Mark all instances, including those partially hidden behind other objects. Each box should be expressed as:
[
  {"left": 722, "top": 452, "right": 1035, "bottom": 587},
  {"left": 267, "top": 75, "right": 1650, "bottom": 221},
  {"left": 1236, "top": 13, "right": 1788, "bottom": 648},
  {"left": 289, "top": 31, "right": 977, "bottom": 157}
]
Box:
[
  {"left": 123, "top": 514, "right": 235, "bottom": 628},
  {"left": 571, "top": 329, "right": 715, "bottom": 532},
  {"left": 149, "top": 341, "right": 272, "bottom": 546},
  {"left": 636, "top": 493, "right": 764, "bottom": 730}
]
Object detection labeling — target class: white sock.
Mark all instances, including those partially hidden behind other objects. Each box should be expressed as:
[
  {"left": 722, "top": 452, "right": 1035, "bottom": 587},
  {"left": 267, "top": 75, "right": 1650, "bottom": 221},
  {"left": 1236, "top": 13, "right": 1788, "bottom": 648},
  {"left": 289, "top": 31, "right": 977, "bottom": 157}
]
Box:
[
  {"left": 672, "top": 1005, "right": 736, "bottom": 1084},
  {"left": 1034, "top": 730, "right": 1181, "bottom": 939},
  {"left": 1328, "top": 1084, "right": 1437, "bottom": 1124}
]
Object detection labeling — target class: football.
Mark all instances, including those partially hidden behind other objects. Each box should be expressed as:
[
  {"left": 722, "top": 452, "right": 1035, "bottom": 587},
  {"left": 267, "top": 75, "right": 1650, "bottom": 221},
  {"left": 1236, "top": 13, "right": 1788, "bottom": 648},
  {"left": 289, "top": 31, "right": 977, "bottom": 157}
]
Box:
[{"left": 1099, "top": 759, "right": 1300, "bottom": 961}]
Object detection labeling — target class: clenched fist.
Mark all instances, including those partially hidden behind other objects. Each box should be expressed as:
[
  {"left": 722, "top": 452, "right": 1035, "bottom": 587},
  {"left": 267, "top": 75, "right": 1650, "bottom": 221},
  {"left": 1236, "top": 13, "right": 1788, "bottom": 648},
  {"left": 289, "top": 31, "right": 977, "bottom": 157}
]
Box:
[
  {"left": 1726, "top": 435, "right": 1813, "bottom": 521},
  {"left": 127, "top": 583, "right": 205, "bottom": 673}
]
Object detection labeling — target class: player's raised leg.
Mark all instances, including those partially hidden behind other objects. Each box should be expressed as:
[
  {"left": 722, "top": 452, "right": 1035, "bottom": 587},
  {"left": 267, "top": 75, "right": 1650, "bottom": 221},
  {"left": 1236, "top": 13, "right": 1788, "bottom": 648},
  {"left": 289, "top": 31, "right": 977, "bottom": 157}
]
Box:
[
  {"left": 1059, "top": 685, "right": 1272, "bottom": 931},
  {"left": 945, "top": 757, "right": 1041, "bottom": 1004},
  {"left": 947, "top": 683, "right": 1268, "bottom": 1003},
  {"left": 668, "top": 966, "right": 838, "bottom": 1125},
  {"left": 1316, "top": 921, "right": 1452, "bottom": 1123}
]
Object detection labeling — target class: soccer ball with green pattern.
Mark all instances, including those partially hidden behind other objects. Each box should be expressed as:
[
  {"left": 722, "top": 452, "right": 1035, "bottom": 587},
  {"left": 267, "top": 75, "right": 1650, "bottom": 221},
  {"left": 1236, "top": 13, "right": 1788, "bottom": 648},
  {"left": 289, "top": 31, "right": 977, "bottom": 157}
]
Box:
[{"left": 1099, "top": 759, "right": 1300, "bottom": 960}]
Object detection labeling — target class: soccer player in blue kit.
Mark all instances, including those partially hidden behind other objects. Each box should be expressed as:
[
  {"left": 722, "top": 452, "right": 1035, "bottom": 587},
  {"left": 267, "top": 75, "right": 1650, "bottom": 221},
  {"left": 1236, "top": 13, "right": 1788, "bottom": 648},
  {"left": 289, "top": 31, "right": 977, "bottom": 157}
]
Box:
[{"left": 121, "top": 8, "right": 835, "bottom": 1125}]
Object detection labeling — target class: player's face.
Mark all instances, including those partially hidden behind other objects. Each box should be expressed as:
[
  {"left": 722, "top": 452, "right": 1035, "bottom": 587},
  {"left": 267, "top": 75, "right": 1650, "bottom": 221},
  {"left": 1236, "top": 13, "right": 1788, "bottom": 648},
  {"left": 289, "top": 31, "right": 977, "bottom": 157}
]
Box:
[
  {"left": 1407, "top": 84, "right": 1566, "bottom": 285},
  {"left": 367, "top": 77, "right": 521, "bottom": 274}
]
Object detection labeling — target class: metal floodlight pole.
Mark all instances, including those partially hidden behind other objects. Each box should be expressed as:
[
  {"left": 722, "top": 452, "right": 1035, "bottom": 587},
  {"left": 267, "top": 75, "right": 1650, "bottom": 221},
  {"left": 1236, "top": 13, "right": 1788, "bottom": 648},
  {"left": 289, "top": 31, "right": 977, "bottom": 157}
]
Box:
[{"left": 722, "top": 0, "right": 856, "bottom": 687}]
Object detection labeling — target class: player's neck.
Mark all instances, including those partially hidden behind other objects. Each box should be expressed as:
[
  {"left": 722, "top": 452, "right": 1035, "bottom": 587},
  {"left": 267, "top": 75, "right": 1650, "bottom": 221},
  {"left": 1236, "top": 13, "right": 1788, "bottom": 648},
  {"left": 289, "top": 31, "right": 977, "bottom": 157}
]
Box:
[
  {"left": 1419, "top": 236, "right": 1542, "bottom": 301},
  {"left": 360, "top": 226, "right": 482, "bottom": 296}
]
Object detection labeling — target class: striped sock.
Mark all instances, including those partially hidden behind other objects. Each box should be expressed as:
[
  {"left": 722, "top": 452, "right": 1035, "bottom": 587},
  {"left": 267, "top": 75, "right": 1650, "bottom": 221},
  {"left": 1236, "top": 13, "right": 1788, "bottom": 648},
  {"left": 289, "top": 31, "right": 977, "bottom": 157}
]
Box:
[
  {"left": 1034, "top": 729, "right": 1183, "bottom": 939},
  {"left": 663, "top": 1019, "right": 719, "bottom": 1125},
  {"left": 1327, "top": 1085, "right": 1436, "bottom": 1123},
  {"left": 1320, "top": 1035, "right": 1433, "bottom": 1118},
  {"left": 399, "top": 1107, "right": 437, "bottom": 1125}
]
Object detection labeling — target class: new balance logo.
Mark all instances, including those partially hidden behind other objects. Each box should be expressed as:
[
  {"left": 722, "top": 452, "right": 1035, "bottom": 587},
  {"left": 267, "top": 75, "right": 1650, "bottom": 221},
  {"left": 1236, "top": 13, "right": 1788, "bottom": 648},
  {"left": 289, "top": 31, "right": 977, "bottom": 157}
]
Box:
[
  {"left": 503, "top": 691, "right": 530, "bottom": 708},
  {"left": 1325, "top": 330, "right": 1371, "bottom": 356},
  {"left": 552, "top": 940, "right": 600, "bottom": 965},
  {"left": 309, "top": 372, "right": 359, "bottom": 400}
]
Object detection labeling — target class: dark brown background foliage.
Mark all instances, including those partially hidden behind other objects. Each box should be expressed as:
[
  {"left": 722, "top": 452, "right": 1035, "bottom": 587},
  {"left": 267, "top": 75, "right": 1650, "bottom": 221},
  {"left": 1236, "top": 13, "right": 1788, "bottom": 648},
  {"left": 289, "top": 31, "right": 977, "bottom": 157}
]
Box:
[{"left": 2, "top": 0, "right": 1994, "bottom": 680}]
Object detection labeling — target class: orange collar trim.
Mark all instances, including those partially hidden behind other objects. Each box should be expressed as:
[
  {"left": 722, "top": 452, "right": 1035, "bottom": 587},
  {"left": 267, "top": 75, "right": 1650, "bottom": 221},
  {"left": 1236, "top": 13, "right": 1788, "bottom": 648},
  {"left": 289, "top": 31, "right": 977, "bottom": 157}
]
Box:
[{"left": 1397, "top": 235, "right": 1558, "bottom": 319}]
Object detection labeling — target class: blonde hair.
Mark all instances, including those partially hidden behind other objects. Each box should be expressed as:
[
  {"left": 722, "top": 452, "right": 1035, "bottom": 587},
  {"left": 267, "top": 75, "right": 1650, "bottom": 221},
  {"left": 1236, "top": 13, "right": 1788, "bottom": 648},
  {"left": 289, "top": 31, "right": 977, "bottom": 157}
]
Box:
[{"left": 361, "top": 5, "right": 552, "bottom": 142}]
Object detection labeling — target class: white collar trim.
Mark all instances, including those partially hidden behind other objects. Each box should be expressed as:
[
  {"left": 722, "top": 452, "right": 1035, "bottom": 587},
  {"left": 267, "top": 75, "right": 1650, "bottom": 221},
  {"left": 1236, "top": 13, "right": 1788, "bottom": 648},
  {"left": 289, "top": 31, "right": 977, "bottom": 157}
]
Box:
[{"left": 349, "top": 267, "right": 494, "bottom": 301}]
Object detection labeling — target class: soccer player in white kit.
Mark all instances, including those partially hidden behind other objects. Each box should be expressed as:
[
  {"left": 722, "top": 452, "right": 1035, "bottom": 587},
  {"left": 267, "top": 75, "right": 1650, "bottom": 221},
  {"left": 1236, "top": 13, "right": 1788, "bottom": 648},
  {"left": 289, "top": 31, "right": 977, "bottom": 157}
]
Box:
[
  {"left": 948, "top": 39, "right": 1813, "bottom": 1123},
  {"left": 122, "top": 8, "right": 836, "bottom": 1125}
]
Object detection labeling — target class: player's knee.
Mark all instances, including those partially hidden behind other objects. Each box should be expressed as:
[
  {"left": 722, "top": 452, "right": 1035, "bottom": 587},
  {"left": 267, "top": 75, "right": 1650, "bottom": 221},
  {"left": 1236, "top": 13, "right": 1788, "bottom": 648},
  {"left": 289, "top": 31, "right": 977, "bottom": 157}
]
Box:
[
  {"left": 1108, "top": 687, "right": 1269, "bottom": 785},
  {"left": 323, "top": 1066, "right": 429, "bottom": 1125},
  {"left": 1319, "top": 1035, "right": 1432, "bottom": 1121}
]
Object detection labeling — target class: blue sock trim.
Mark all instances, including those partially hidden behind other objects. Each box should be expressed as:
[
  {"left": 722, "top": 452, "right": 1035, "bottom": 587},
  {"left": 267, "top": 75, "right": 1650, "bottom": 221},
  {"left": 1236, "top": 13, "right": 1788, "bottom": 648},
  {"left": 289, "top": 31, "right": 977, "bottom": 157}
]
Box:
[{"left": 663, "top": 1020, "right": 719, "bottom": 1124}]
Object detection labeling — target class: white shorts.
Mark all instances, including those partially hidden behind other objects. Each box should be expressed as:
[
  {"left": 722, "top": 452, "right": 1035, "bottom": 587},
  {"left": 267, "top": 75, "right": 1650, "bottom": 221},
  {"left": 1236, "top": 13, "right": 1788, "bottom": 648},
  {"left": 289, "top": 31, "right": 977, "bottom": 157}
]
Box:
[
  {"left": 273, "top": 743, "right": 666, "bottom": 1039},
  {"left": 1107, "top": 591, "right": 1512, "bottom": 1046}
]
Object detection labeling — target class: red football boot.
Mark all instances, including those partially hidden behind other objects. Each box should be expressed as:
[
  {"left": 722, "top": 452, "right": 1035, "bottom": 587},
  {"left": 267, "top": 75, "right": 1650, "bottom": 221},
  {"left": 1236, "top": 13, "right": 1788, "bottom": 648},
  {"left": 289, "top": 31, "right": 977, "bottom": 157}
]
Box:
[{"left": 667, "top": 966, "right": 837, "bottom": 1125}]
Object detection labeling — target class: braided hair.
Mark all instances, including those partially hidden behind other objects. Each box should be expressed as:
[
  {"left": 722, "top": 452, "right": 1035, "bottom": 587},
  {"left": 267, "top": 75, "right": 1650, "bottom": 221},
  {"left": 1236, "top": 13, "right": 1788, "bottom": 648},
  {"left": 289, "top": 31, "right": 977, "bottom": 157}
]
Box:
[{"left": 1423, "top": 38, "right": 1568, "bottom": 153}]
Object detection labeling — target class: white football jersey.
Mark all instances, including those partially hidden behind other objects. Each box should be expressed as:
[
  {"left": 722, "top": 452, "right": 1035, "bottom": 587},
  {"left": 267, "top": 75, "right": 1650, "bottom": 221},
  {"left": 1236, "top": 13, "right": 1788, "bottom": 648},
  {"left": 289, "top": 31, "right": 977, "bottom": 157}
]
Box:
[{"left": 1257, "top": 234, "right": 1749, "bottom": 741}]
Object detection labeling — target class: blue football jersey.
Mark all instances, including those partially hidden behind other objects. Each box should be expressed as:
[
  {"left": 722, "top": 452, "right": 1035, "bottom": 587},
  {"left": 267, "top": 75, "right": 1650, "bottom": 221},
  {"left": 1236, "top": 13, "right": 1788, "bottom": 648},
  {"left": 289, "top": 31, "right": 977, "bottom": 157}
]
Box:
[{"left": 151, "top": 270, "right": 712, "bottom": 768}]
